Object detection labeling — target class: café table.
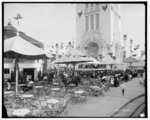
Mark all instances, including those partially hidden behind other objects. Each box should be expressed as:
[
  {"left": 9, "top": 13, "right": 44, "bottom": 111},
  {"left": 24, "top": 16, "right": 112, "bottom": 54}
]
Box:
[
  {"left": 74, "top": 90, "right": 84, "bottom": 94},
  {"left": 52, "top": 83, "right": 59, "bottom": 86},
  {"left": 12, "top": 108, "right": 31, "bottom": 117},
  {"left": 47, "top": 99, "right": 59, "bottom": 109},
  {"left": 35, "top": 86, "right": 43, "bottom": 89},
  {"left": 21, "top": 94, "right": 34, "bottom": 107},
  {"left": 51, "top": 88, "right": 60, "bottom": 91},
  {"left": 47, "top": 99, "right": 59, "bottom": 104},
  {"left": 89, "top": 86, "right": 101, "bottom": 90},
  {"left": 68, "top": 84, "right": 76, "bottom": 89},
  {"left": 4, "top": 91, "right": 14, "bottom": 95},
  {"left": 18, "top": 84, "right": 26, "bottom": 91},
  {"left": 21, "top": 94, "right": 34, "bottom": 98}
]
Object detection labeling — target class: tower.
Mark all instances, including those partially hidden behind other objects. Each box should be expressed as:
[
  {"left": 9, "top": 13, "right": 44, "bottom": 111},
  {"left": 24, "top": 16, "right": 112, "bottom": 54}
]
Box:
[{"left": 76, "top": 3, "right": 122, "bottom": 60}]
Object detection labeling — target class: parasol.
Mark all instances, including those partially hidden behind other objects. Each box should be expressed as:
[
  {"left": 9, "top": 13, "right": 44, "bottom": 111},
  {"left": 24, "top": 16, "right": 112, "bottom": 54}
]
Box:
[
  {"left": 51, "top": 55, "right": 93, "bottom": 72},
  {"left": 123, "top": 56, "right": 140, "bottom": 66},
  {"left": 4, "top": 35, "right": 49, "bottom": 94}
]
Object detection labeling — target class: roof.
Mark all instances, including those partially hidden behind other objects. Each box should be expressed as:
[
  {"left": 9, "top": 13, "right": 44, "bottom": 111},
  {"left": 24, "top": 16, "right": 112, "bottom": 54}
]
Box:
[
  {"left": 4, "top": 24, "right": 44, "bottom": 49},
  {"left": 123, "top": 56, "right": 139, "bottom": 63},
  {"left": 4, "top": 25, "right": 17, "bottom": 32}
]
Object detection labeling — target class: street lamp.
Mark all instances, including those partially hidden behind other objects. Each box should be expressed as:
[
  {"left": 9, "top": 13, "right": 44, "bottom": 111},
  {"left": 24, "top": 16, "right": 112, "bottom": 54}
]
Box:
[
  {"left": 123, "top": 34, "right": 127, "bottom": 60},
  {"left": 13, "top": 13, "right": 22, "bottom": 94},
  {"left": 55, "top": 43, "right": 59, "bottom": 76},
  {"left": 130, "top": 39, "right": 133, "bottom": 57}
]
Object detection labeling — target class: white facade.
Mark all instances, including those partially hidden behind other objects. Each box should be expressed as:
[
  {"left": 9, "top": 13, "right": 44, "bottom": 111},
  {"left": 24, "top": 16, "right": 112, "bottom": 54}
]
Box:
[
  {"left": 76, "top": 4, "right": 122, "bottom": 61},
  {"left": 4, "top": 60, "right": 43, "bottom": 80}
]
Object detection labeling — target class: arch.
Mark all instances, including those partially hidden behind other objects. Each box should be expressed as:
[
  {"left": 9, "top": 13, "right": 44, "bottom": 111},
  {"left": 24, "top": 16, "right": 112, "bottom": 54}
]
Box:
[{"left": 85, "top": 42, "right": 99, "bottom": 58}]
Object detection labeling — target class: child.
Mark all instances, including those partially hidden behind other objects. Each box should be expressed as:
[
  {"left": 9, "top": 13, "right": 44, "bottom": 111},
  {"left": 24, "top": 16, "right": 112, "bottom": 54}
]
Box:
[{"left": 120, "top": 82, "right": 126, "bottom": 96}]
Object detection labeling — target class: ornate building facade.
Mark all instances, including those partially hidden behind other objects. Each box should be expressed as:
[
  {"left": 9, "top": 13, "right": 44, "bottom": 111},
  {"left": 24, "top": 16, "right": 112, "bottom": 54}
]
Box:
[{"left": 76, "top": 4, "right": 122, "bottom": 61}]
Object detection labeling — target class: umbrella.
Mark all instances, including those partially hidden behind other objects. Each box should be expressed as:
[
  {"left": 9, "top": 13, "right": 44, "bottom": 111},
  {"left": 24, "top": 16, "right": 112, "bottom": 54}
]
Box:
[
  {"left": 83, "top": 57, "right": 101, "bottom": 64},
  {"left": 52, "top": 55, "right": 93, "bottom": 65},
  {"left": 51, "top": 55, "right": 93, "bottom": 73},
  {"left": 4, "top": 36, "right": 51, "bottom": 59},
  {"left": 4, "top": 36, "right": 49, "bottom": 94},
  {"left": 123, "top": 56, "right": 140, "bottom": 66}
]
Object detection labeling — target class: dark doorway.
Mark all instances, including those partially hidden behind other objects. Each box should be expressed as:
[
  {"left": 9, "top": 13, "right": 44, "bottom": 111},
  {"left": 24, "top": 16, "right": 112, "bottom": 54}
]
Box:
[{"left": 23, "top": 68, "right": 34, "bottom": 81}]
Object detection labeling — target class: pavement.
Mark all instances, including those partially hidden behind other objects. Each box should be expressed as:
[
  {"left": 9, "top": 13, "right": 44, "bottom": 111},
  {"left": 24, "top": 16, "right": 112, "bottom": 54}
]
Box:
[{"left": 63, "top": 77, "right": 145, "bottom": 117}]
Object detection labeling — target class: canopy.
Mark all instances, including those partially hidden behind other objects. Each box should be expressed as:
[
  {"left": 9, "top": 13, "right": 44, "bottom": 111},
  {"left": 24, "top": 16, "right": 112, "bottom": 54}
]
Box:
[
  {"left": 123, "top": 56, "right": 140, "bottom": 64},
  {"left": 83, "top": 57, "right": 101, "bottom": 64},
  {"left": 65, "top": 47, "right": 86, "bottom": 56},
  {"left": 101, "top": 55, "right": 116, "bottom": 65},
  {"left": 4, "top": 35, "right": 49, "bottom": 94},
  {"left": 4, "top": 36, "right": 50, "bottom": 60},
  {"left": 51, "top": 55, "right": 93, "bottom": 65}
]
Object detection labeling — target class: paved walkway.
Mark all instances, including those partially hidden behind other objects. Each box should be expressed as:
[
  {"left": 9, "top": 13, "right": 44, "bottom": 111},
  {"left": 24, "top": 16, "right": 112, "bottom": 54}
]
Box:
[{"left": 63, "top": 77, "right": 145, "bottom": 117}]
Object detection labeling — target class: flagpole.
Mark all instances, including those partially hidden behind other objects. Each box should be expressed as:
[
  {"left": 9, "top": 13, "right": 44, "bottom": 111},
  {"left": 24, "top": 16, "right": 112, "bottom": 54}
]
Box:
[
  {"left": 14, "top": 13, "right": 22, "bottom": 95},
  {"left": 56, "top": 43, "right": 59, "bottom": 77},
  {"left": 123, "top": 34, "right": 127, "bottom": 60},
  {"left": 15, "top": 16, "right": 19, "bottom": 95}
]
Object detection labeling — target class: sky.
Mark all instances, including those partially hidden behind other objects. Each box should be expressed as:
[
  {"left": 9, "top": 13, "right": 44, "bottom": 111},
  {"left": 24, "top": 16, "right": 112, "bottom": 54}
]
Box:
[
  {"left": 121, "top": 4, "right": 145, "bottom": 57},
  {"left": 4, "top": 3, "right": 145, "bottom": 58}
]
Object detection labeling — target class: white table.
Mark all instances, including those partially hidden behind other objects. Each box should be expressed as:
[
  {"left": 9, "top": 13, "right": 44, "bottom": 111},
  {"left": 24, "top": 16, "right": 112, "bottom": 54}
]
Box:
[
  {"left": 4, "top": 91, "right": 14, "bottom": 95},
  {"left": 18, "top": 84, "right": 26, "bottom": 87},
  {"left": 68, "top": 84, "right": 76, "bottom": 87},
  {"left": 21, "top": 94, "right": 33, "bottom": 98},
  {"left": 51, "top": 88, "right": 60, "bottom": 91},
  {"left": 47, "top": 99, "right": 59, "bottom": 104},
  {"left": 35, "top": 86, "right": 43, "bottom": 89},
  {"left": 90, "top": 86, "right": 101, "bottom": 90},
  {"left": 12, "top": 108, "right": 30, "bottom": 117},
  {"left": 52, "top": 83, "right": 59, "bottom": 85},
  {"left": 75, "top": 90, "right": 84, "bottom": 94}
]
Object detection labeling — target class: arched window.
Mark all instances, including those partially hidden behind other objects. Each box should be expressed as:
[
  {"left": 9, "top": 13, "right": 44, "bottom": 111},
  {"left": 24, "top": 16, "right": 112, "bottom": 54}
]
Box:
[
  {"left": 90, "top": 14, "right": 94, "bottom": 30},
  {"left": 85, "top": 16, "right": 89, "bottom": 31},
  {"left": 95, "top": 13, "right": 100, "bottom": 30}
]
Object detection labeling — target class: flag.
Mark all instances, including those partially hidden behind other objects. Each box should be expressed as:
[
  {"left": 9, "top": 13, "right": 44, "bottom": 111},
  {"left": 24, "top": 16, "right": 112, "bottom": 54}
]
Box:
[
  {"left": 132, "top": 54, "right": 137, "bottom": 57},
  {"left": 14, "top": 13, "right": 23, "bottom": 20},
  {"left": 78, "top": 11, "right": 82, "bottom": 17},
  {"left": 112, "top": 56, "right": 116, "bottom": 60},
  {"left": 72, "top": 38, "right": 74, "bottom": 48},
  {"left": 99, "top": 54, "right": 105, "bottom": 60},
  {"left": 121, "top": 47, "right": 124, "bottom": 50},
  {"left": 60, "top": 42, "right": 64, "bottom": 49},
  {"left": 108, "top": 53, "right": 113, "bottom": 58},
  {"left": 66, "top": 46, "right": 68, "bottom": 49},
  {"left": 141, "top": 51, "right": 145, "bottom": 54},
  {"left": 134, "top": 45, "right": 140, "bottom": 51},
  {"left": 130, "top": 49, "right": 134, "bottom": 53}
]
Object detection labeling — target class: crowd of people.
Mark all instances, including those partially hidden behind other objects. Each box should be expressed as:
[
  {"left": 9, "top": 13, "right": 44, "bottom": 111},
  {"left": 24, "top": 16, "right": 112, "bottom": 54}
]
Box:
[{"left": 6, "top": 67, "right": 145, "bottom": 92}]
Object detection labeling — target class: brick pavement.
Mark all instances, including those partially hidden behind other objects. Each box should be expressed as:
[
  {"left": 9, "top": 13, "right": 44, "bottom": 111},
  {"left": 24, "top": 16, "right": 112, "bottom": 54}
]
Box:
[{"left": 63, "top": 77, "right": 145, "bottom": 117}]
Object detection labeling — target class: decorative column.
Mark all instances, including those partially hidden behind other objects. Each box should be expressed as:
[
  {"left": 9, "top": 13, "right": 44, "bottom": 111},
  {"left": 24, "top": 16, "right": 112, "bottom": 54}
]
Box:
[
  {"left": 123, "top": 34, "right": 127, "bottom": 60},
  {"left": 130, "top": 39, "right": 133, "bottom": 57},
  {"left": 55, "top": 43, "right": 59, "bottom": 76}
]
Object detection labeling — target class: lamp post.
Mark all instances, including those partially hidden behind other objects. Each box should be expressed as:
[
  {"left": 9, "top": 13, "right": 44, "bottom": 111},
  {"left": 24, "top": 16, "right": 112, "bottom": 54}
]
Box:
[
  {"left": 55, "top": 43, "right": 59, "bottom": 76},
  {"left": 123, "top": 34, "right": 127, "bottom": 60},
  {"left": 130, "top": 39, "right": 133, "bottom": 57},
  {"left": 13, "top": 13, "right": 22, "bottom": 94}
]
